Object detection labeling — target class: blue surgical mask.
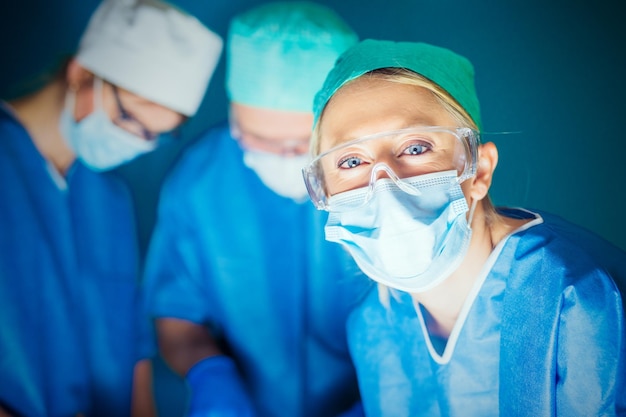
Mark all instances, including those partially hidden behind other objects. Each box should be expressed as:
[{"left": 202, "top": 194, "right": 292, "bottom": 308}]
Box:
[
  {"left": 243, "top": 149, "right": 310, "bottom": 202},
  {"left": 60, "top": 77, "right": 156, "bottom": 172},
  {"left": 325, "top": 170, "right": 475, "bottom": 293}
]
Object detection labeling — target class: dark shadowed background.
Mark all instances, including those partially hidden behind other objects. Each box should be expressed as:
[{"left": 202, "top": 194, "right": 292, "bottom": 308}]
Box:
[{"left": 2, "top": 0, "right": 624, "bottom": 256}]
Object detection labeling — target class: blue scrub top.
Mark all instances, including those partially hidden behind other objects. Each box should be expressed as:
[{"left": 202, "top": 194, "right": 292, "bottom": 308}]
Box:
[
  {"left": 144, "top": 122, "right": 371, "bottom": 417},
  {"left": 0, "top": 105, "right": 143, "bottom": 417},
  {"left": 348, "top": 208, "right": 626, "bottom": 416}
]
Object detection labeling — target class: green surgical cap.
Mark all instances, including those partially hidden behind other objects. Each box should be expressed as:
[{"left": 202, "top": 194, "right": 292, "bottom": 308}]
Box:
[
  {"left": 226, "top": 1, "right": 358, "bottom": 112},
  {"left": 313, "top": 39, "right": 482, "bottom": 129}
]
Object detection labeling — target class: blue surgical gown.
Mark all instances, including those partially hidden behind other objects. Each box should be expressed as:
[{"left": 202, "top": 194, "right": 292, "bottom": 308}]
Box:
[
  {"left": 143, "top": 122, "right": 371, "bottom": 417},
  {"left": 348, "top": 208, "right": 626, "bottom": 416},
  {"left": 0, "top": 105, "right": 143, "bottom": 416}
]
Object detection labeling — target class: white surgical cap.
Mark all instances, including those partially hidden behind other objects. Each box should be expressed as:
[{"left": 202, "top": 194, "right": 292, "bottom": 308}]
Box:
[
  {"left": 76, "top": 0, "right": 223, "bottom": 116},
  {"left": 226, "top": 1, "right": 358, "bottom": 112}
]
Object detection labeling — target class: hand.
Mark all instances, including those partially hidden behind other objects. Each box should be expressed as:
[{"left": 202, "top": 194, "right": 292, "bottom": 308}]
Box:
[{"left": 186, "top": 355, "right": 256, "bottom": 417}]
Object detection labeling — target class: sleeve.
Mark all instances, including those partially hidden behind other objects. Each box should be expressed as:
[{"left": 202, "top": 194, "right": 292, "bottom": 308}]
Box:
[
  {"left": 556, "top": 270, "right": 626, "bottom": 416},
  {"left": 142, "top": 176, "right": 212, "bottom": 326}
]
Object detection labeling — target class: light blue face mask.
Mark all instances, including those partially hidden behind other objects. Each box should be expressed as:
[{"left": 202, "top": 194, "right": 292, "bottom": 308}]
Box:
[
  {"left": 325, "top": 170, "right": 475, "bottom": 293},
  {"left": 243, "top": 149, "right": 310, "bottom": 202},
  {"left": 60, "top": 77, "right": 156, "bottom": 172}
]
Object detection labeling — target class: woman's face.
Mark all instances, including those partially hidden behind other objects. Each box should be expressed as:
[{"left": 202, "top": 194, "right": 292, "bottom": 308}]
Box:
[{"left": 316, "top": 76, "right": 466, "bottom": 196}]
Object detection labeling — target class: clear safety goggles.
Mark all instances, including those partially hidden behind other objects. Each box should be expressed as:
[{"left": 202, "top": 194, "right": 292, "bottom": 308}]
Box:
[{"left": 302, "top": 126, "right": 479, "bottom": 212}]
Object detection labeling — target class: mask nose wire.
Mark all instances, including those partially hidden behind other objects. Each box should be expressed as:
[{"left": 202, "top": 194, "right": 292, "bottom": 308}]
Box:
[{"left": 366, "top": 163, "right": 423, "bottom": 200}]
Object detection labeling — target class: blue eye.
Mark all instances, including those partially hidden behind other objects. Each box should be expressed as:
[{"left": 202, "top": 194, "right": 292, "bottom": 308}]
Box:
[
  {"left": 338, "top": 156, "right": 363, "bottom": 169},
  {"left": 403, "top": 143, "right": 428, "bottom": 155}
]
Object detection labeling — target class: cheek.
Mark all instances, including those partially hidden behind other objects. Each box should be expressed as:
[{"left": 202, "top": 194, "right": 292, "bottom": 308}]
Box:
[{"left": 73, "top": 87, "right": 97, "bottom": 122}]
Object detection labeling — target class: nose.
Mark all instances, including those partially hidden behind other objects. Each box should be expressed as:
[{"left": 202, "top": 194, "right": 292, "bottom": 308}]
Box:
[
  {"left": 369, "top": 163, "right": 421, "bottom": 196},
  {"left": 370, "top": 163, "right": 397, "bottom": 182}
]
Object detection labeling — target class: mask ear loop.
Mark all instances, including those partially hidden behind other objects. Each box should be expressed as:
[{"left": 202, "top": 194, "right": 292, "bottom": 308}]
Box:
[
  {"left": 467, "top": 197, "right": 478, "bottom": 227},
  {"left": 92, "top": 76, "right": 104, "bottom": 111},
  {"left": 64, "top": 89, "right": 77, "bottom": 119}
]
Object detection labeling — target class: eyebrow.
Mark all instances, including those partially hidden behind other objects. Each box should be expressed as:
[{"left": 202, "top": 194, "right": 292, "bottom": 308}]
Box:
[{"left": 325, "top": 115, "right": 441, "bottom": 149}]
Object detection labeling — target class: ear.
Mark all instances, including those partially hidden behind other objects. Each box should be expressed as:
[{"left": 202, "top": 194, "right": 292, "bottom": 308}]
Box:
[
  {"left": 469, "top": 141, "right": 498, "bottom": 201},
  {"left": 65, "top": 59, "right": 92, "bottom": 91}
]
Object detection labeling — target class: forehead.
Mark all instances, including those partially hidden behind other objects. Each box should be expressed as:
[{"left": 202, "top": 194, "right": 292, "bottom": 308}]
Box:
[{"left": 318, "top": 76, "right": 455, "bottom": 151}]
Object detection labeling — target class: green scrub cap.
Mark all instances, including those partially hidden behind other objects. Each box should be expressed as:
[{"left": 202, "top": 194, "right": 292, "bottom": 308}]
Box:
[
  {"left": 226, "top": 1, "right": 358, "bottom": 112},
  {"left": 313, "top": 39, "right": 482, "bottom": 129}
]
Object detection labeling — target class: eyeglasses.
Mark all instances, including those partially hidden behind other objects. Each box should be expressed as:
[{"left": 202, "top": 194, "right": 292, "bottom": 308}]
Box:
[
  {"left": 302, "top": 126, "right": 479, "bottom": 211},
  {"left": 111, "top": 84, "right": 159, "bottom": 141},
  {"left": 229, "top": 118, "right": 310, "bottom": 156}
]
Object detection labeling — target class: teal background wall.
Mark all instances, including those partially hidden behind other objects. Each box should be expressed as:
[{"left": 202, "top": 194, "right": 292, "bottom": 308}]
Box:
[
  {"left": 1, "top": 1, "right": 623, "bottom": 414},
  {"left": 2, "top": 0, "right": 624, "bottom": 258}
]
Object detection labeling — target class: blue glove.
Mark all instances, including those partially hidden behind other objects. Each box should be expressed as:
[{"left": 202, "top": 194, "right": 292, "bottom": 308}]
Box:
[
  {"left": 186, "top": 355, "right": 256, "bottom": 417},
  {"left": 337, "top": 401, "right": 365, "bottom": 417}
]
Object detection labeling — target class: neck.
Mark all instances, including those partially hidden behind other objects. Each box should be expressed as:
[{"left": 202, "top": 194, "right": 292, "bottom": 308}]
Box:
[
  {"left": 411, "top": 204, "right": 533, "bottom": 338},
  {"left": 7, "top": 79, "right": 75, "bottom": 175},
  {"left": 411, "top": 202, "right": 495, "bottom": 338}
]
